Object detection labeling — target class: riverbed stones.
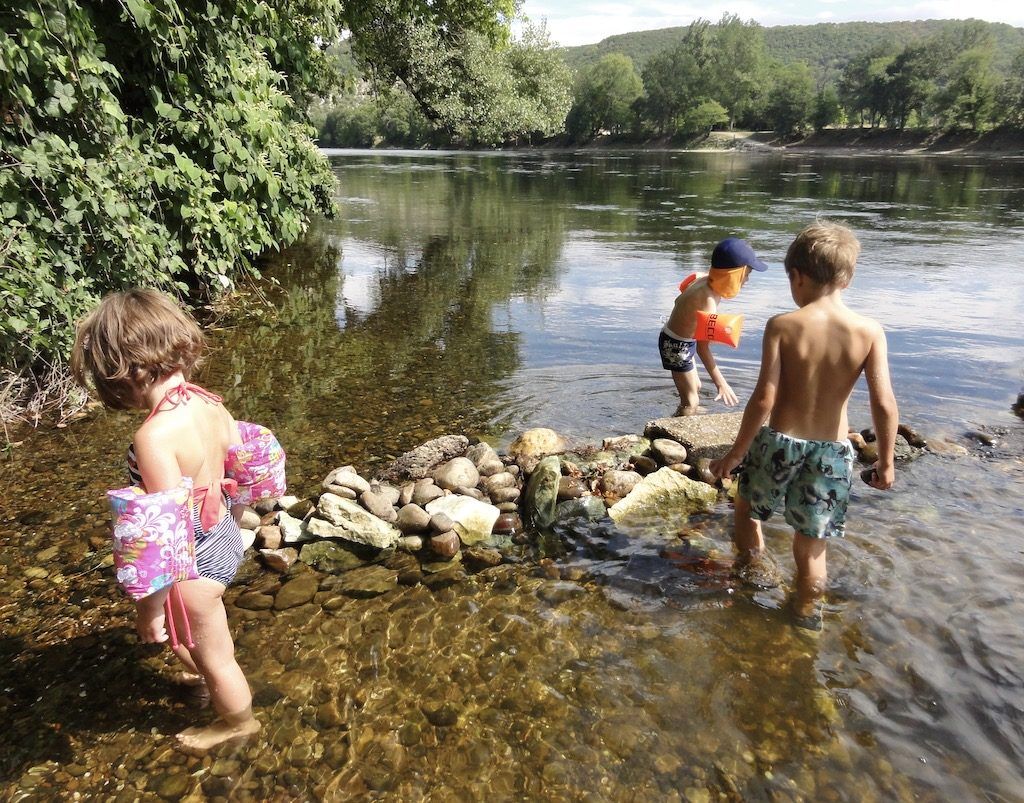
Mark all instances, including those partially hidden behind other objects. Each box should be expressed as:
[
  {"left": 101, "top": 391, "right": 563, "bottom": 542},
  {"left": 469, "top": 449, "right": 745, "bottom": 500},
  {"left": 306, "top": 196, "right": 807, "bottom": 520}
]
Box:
[
  {"left": 323, "top": 467, "right": 371, "bottom": 495},
  {"left": 260, "top": 547, "right": 298, "bottom": 573},
  {"left": 523, "top": 455, "right": 562, "bottom": 529},
  {"left": 315, "top": 493, "right": 401, "bottom": 549},
  {"left": 396, "top": 504, "right": 431, "bottom": 534},
  {"left": 273, "top": 574, "right": 320, "bottom": 609},
  {"left": 378, "top": 435, "right": 470, "bottom": 482},
  {"left": 557, "top": 476, "right": 586, "bottom": 500},
  {"left": 237, "top": 506, "right": 261, "bottom": 530},
  {"left": 360, "top": 488, "right": 399, "bottom": 523},
  {"left": 644, "top": 412, "right": 742, "bottom": 461},
  {"left": 492, "top": 512, "right": 522, "bottom": 534},
  {"left": 432, "top": 457, "right": 480, "bottom": 491},
  {"left": 330, "top": 565, "right": 398, "bottom": 598},
  {"left": 424, "top": 495, "right": 501, "bottom": 546},
  {"left": 608, "top": 467, "right": 718, "bottom": 531},
  {"left": 482, "top": 472, "right": 517, "bottom": 494},
  {"left": 600, "top": 469, "right": 642, "bottom": 500},
  {"left": 508, "top": 428, "right": 567, "bottom": 472},
  {"left": 278, "top": 511, "right": 311, "bottom": 544},
  {"left": 430, "top": 531, "right": 461, "bottom": 559},
  {"left": 651, "top": 438, "right": 687, "bottom": 466},
  {"left": 490, "top": 486, "right": 521, "bottom": 504},
  {"left": 556, "top": 496, "right": 607, "bottom": 521},
  {"left": 412, "top": 479, "right": 445, "bottom": 506},
  {"left": 300, "top": 541, "right": 368, "bottom": 573}
]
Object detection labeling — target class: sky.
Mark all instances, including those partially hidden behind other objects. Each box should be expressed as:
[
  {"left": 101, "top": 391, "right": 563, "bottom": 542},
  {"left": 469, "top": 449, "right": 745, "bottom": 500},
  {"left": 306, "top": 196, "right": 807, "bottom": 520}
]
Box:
[{"left": 519, "top": 0, "right": 1024, "bottom": 47}]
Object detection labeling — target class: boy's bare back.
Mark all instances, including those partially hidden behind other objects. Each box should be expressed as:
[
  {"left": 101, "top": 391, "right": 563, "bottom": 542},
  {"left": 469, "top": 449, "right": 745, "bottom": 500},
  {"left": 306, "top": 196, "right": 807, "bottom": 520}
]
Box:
[{"left": 764, "top": 294, "right": 890, "bottom": 443}]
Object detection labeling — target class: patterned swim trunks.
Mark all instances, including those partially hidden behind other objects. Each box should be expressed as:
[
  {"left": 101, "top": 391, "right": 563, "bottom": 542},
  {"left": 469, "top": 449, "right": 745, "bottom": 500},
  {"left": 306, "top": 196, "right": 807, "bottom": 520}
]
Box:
[
  {"left": 737, "top": 427, "right": 854, "bottom": 539},
  {"left": 659, "top": 326, "right": 697, "bottom": 373}
]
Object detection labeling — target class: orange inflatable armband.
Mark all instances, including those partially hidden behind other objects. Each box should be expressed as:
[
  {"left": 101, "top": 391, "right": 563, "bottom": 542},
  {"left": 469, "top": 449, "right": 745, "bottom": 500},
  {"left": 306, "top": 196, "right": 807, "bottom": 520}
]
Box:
[
  {"left": 695, "top": 311, "right": 743, "bottom": 347},
  {"left": 678, "top": 273, "right": 698, "bottom": 293}
]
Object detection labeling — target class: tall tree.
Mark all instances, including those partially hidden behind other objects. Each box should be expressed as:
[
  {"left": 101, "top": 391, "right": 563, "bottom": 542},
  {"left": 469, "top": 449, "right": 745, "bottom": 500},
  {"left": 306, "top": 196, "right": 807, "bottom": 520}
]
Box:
[
  {"left": 708, "top": 13, "right": 768, "bottom": 129},
  {"left": 566, "top": 53, "right": 642, "bottom": 140},
  {"left": 766, "top": 62, "right": 815, "bottom": 137},
  {"left": 639, "top": 20, "right": 713, "bottom": 135}
]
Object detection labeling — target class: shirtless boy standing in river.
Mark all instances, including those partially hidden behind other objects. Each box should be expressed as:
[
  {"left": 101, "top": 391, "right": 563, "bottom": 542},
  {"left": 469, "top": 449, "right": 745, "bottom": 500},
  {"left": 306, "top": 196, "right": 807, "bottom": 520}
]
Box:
[
  {"left": 710, "top": 221, "right": 898, "bottom": 630},
  {"left": 660, "top": 237, "right": 768, "bottom": 414}
]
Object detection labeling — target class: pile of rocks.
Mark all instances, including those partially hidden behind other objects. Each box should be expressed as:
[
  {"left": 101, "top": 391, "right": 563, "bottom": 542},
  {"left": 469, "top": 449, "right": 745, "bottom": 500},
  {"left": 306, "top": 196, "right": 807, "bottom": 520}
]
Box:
[
  {"left": 240, "top": 413, "right": 951, "bottom": 593},
  {"left": 244, "top": 424, "right": 729, "bottom": 587}
]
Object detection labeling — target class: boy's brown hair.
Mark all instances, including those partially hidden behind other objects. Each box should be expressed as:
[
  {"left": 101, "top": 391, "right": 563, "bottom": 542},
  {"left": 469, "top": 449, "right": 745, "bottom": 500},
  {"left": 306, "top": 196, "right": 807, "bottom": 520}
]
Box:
[
  {"left": 784, "top": 221, "right": 860, "bottom": 287},
  {"left": 71, "top": 289, "right": 205, "bottom": 410}
]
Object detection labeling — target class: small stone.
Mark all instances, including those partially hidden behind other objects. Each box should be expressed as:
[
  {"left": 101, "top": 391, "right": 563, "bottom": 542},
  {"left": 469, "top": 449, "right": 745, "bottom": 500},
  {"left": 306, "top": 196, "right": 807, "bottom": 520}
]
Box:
[
  {"left": 257, "top": 525, "right": 283, "bottom": 550},
  {"left": 300, "top": 540, "right": 369, "bottom": 573},
  {"left": 285, "top": 498, "right": 314, "bottom": 519},
  {"left": 858, "top": 441, "right": 879, "bottom": 464},
  {"left": 651, "top": 438, "right": 687, "bottom": 465},
  {"left": 277, "top": 494, "right": 300, "bottom": 509},
  {"left": 396, "top": 504, "right": 431, "bottom": 533},
  {"left": 235, "top": 506, "right": 262, "bottom": 530},
  {"left": 240, "top": 528, "right": 256, "bottom": 551},
  {"left": 497, "top": 501, "right": 519, "bottom": 512},
  {"left": 463, "top": 546, "right": 502, "bottom": 570},
  {"left": 260, "top": 548, "right": 298, "bottom": 573},
  {"left": 482, "top": 472, "right": 517, "bottom": 494},
  {"left": 360, "top": 489, "right": 399, "bottom": 523},
  {"left": 492, "top": 513, "right": 522, "bottom": 534},
  {"left": 629, "top": 454, "right": 658, "bottom": 475},
  {"left": 601, "top": 469, "right": 642, "bottom": 499},
  {"left": 429, "top": 513, "right": 455, "bottom": 533},
  {"left": 235, "top": 590, "right": 275, "bottom": 610},
  {"left": 433, "top": 457, "right": 480, "bottom": 491},
  {"left": 323, "top": 468, "right": 371, "bottom": 495},
  {"left": 694, "top": 458, "right": 716, "bottom": 485},
  {"left": 422, "top": 701, "right": 461, "bottom": 727},
  {"left": 466, "top": 441, "right": 500, "bottom": 466},
  {"left": 397, "top": 535, "right": 423, "bottom": 552},
  {"left": 456, "top": 485, "right": 485, "bottom": 501},
  {"left": 491, "top": 486, "right": 521, "bottom": 504},
  {"left": 412, "top": 480, "right": 445, "bottom": 506},
  {"left": 860, "top": 427, "right": 876, "bottom": 443},
  {"left": 324, "top": 484, "right": 358, "bottom": 500},
  {"left": 398, "top": 483, "right": 415, "bottom": 506},
  {"left": 274, "top": 575, "right": 320, "bottom": 610},
  {"left": 332, "top": 565, "right": 398, "bottom": 598},
  {"left": 557, "top": 476, "right": 586, "bottom": 500},
  {"left": 430, "top": 531, "right": 461, "bottom": 559},
  {"left": 476, "top": 458, "right": 505, "bottom": 477}
]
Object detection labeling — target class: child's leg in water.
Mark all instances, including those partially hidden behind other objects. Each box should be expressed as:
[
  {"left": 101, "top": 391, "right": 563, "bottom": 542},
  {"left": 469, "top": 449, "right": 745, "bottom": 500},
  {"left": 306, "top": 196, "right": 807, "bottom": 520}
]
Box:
[
  {"left": 672, "top": 370, "right": 701, "bottom": 415},
  {"left": 169, "top": 579, "right": 260, "bottom": 752},
  {"left": 732, "top": 495, "right": 780, "bottom": 588},
  {"left": 791, "top": 532, "right": 827, "bottom": 628}
]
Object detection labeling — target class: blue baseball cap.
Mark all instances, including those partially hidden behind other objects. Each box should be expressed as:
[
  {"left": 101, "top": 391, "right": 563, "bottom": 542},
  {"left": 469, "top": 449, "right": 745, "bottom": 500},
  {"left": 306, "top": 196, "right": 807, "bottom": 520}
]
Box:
[{"left": 711, "top": 237, "right": 769, "bottom": 272}]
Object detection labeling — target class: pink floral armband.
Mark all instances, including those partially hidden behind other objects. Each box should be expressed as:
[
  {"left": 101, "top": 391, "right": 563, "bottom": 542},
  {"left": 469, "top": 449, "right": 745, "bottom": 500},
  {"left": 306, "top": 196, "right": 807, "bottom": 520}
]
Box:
[
  {"left": 107, "top": 479, "right": 199, "bottom": 601},
  {"left": 224, "top": 421, "right": 287, "bottom": 506}
]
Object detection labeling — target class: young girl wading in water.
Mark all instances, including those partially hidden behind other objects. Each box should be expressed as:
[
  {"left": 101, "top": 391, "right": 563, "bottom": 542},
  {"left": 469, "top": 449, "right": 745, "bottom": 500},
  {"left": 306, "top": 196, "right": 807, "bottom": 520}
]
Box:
[{"left": 72, "top": 289, "right": 261, "bottom": 753}]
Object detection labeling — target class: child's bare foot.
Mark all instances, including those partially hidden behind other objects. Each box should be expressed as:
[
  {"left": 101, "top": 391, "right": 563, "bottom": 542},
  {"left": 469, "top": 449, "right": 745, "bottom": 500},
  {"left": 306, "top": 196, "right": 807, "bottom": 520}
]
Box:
[
  {"left": 674, "top": 403, "right": 702, "bottom": 417},
  {"left": 791, "top": 600, "right": 823, "bottom": 634},
  {"left": 175, "top": 713, "right": 260, "bottom": 755}
]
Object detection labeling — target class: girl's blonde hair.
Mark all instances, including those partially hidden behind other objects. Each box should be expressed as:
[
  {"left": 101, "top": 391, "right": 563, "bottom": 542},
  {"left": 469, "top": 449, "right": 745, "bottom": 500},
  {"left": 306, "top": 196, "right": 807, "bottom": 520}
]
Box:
[{"left": 70, "top": 289, "right": 205, "bottom": 410}]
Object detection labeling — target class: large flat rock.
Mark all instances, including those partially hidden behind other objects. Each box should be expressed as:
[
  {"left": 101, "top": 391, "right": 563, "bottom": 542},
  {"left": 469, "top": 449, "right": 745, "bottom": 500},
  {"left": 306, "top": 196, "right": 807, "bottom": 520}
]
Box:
[{"left": 643, "top": 412, "right": 742, "bottom": 460}]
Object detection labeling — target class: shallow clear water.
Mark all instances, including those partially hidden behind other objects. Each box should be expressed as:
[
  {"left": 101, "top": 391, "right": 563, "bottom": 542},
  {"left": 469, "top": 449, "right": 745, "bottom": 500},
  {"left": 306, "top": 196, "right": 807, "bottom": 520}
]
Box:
[{"left": 1, "top": 150, "right": 1022, "bottom": 800}]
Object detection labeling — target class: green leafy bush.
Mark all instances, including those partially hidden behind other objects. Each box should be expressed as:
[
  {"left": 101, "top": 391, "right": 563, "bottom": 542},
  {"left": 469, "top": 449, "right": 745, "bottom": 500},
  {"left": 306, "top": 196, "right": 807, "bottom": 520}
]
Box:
[{"left": 0, "top": 0, "right": 338, "bottom": 373}]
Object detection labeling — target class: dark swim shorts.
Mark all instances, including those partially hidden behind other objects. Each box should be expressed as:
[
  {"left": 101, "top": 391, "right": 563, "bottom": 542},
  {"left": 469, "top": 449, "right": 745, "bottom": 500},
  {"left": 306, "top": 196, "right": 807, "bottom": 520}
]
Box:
[{"left": 738, "top": 427, "right": 855, "bottom": 539}]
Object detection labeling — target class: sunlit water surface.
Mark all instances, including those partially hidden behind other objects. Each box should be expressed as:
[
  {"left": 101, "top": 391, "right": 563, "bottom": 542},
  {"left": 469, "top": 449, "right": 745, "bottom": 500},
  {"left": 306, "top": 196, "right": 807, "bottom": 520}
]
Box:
[{"left": 2, "top": 150, "right": 1023, "bottom": 801}]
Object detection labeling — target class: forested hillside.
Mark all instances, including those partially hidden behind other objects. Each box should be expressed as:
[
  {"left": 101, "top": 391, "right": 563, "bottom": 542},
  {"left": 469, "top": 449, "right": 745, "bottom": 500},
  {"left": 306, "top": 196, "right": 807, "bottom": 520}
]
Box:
[{"left": 563, "top": 19, "right": 1024, "bottom": 86}]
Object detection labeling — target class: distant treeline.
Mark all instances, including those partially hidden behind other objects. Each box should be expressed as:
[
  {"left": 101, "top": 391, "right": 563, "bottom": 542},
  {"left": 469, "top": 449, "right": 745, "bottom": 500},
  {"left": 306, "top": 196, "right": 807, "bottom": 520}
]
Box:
[{"left": 315, "top": 15, "right": 1024, "bottom": 147}]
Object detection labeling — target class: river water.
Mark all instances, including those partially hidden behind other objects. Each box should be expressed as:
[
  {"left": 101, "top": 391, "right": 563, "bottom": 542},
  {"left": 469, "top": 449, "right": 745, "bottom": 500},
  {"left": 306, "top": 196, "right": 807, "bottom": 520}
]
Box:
[{"left": 2, "top": 150, "right": 1023, "bottom": 801}]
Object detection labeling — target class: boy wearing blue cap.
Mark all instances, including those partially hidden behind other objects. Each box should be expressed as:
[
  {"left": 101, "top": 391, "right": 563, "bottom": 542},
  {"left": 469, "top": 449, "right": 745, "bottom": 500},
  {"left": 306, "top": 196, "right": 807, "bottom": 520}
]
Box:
[
  {"left": 710, "top": 221, "right": 898, "bottom": 630},
  {"left": 660, "top": 237, "right": 768, "bottom": 414}
]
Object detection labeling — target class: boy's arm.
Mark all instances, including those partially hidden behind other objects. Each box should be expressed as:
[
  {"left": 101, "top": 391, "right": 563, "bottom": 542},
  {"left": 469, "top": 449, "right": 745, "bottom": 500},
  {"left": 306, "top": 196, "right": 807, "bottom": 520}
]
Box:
[
  {"left": 695, "top": 341, "right": 738, "bottom": 406},
  {"left": 864, "top": 324, "right": 899, "bottom": 490},
  {"left": 710, "top": 320, "right": 782, "bottom": 478}
]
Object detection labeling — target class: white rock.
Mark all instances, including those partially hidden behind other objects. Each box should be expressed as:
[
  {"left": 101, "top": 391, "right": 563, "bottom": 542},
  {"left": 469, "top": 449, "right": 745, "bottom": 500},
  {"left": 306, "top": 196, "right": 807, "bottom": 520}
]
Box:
[{"left": 425, "top": 495, "right": 501, "bottom": 546}]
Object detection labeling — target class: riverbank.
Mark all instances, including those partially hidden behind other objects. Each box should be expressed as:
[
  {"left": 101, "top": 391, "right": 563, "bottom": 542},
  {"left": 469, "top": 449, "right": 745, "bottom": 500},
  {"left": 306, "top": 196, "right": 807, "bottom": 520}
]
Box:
[{"left": 571, "top": 127, "right": 1024, "bottom": 156}]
